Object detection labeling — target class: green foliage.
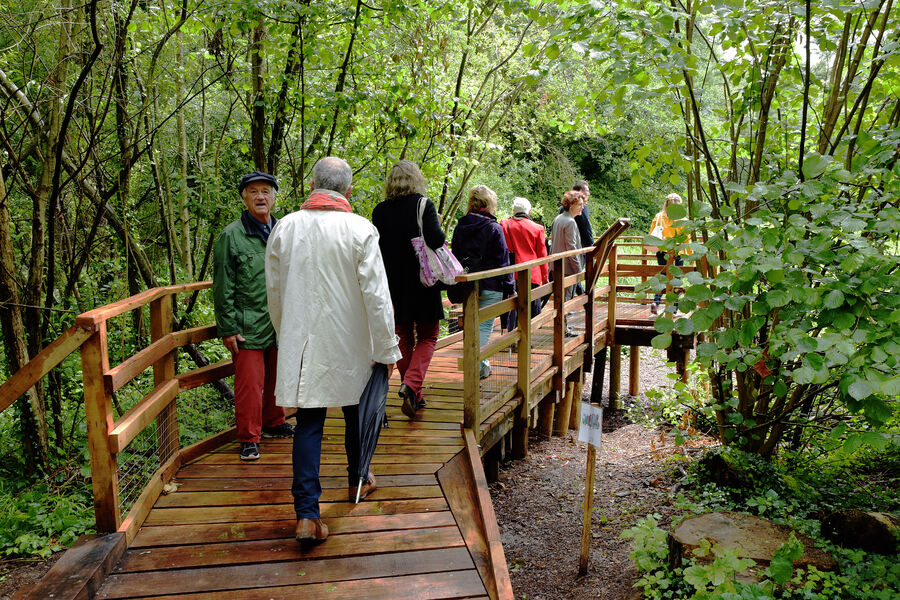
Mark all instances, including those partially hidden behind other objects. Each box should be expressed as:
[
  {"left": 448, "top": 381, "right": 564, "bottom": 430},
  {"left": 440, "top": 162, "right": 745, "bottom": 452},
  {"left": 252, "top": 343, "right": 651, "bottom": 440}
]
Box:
[{"left": 0, "top": 482, "right": 94, "bottom": 558}]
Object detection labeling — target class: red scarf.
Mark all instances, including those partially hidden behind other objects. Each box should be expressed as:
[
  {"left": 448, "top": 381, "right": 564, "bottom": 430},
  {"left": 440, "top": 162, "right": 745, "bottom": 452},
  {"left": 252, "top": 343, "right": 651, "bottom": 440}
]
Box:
[{"left": 298, "top": 190, "right": 353, "bottom": 213}]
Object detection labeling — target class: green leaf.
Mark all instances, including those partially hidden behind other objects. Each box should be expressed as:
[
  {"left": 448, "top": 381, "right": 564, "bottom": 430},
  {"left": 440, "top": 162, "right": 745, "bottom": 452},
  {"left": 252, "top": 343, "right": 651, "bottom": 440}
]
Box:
[
  {"left": 847, "top": 379, "right": 872, "bottom": 400},
  {"left": 654, "top": 316, "right": 675, "bottom": 333},
  {"left": 651, "top": 333, "right": 672, "bottom": 349},
  {"left": 768, "top": 533, "right": 803, "bottom": 585},
  {"left": 697, "top": 342, "right": 718, "bottom": 357},
  {"left": 823, "top": 289, "right": 845, "bottom": 309},
  {"left": 802, "top": 153, "right": 832, "bottom": 178},
  {"left": 674, "top": 318, "right": 695, "bottom": 335},
  {"left": 766, "top": 289, "right": 790, "bottom": 307},
  {"left": 862, "top": 397, "right": 893, "bottom": 426},
  {"left": 545, "top": 42, "right": 560, "bottom": 60},
  {"left": 666, "top": 203, "right": 686, "bottom": 220}
]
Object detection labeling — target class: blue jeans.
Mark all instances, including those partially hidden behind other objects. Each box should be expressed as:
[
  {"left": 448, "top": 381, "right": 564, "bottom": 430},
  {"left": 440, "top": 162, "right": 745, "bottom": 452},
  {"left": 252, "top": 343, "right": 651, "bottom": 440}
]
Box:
[
  {"left": 292, "top": 404, "right": 360, "bottom": 519},
  {"left": 478, "top": 289, "right": 503, "bottom": 377}
]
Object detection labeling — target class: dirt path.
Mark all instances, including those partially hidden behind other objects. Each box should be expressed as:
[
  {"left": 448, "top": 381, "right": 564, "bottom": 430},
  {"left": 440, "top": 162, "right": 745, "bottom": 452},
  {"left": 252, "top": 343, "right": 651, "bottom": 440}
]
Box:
[{"left": 490, "top": 348, "right": 698, "bottom": 599}]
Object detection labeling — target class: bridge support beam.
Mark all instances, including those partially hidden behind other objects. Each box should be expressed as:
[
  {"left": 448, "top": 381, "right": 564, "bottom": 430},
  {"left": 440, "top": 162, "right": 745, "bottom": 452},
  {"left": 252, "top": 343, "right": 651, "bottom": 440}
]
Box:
[
  {"left": 629, "top": 345, "right": 640, "bottom": 395},
  {"left": 609, "top": 345, "right": 622, "bottom": 410}
]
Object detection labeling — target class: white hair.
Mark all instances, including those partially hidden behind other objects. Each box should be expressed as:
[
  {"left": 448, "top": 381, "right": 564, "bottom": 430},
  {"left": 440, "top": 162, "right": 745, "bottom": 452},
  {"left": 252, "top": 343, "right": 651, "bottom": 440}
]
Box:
[{"left": 512, "top": 197, "right": 531, "bottom": 215}]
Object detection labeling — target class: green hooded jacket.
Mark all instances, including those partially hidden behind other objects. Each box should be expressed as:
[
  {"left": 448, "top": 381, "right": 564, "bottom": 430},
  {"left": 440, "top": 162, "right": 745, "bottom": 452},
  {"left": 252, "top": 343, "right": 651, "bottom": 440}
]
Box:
[{"left": 212, "top": 212, "right": 277, "bottom": 349}]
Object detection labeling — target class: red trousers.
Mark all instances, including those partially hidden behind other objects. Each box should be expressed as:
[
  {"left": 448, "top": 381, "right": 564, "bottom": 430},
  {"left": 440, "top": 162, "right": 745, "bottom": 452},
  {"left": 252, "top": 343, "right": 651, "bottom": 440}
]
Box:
[
  {"left": 233, "top": 346, "right": 285, "bottom": 442},
  {"left": 396, "top": 321, "right": 439, "bottom": 401}
]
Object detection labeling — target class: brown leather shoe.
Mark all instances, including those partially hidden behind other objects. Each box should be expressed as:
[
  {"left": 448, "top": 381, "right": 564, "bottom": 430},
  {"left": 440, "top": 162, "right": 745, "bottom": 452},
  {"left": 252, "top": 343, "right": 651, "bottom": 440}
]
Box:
[
  {"left": 399, "top": 384, "right": 417, "bottom": 418},
  {"left": 349, "top": 471, "right": 376, "bottom": 502},
  {"left": 295, "top": 518, "right": 328, "bottom": 544}
]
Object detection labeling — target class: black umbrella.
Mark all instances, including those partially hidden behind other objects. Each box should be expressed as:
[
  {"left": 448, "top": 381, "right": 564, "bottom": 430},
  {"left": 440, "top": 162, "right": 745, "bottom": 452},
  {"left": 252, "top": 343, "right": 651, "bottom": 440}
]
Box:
[{"left": 353, "top": 363, "right": 390, "bottom": 503}]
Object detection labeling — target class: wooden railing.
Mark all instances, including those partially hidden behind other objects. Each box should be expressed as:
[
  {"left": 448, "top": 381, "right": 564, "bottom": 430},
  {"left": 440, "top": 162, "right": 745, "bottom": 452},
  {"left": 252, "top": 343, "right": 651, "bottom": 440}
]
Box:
[
  {"left": 0, "top": 282, "right": 235, "bottom": 538},
  {"left": 74, "top": 282, "right": 234, "bottom": 536},
  {"left": 454, "top": 219, "right": 631, "bottom": 436}
]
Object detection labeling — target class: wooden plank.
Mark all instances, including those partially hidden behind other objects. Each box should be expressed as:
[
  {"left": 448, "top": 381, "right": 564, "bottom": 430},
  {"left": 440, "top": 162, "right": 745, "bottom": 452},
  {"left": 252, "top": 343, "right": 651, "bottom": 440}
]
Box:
[
  {"left": 76, "top": 281, "right": 211, "bottom": 327},
  {"left": 477, "top": 296, "right": 516, "bottom": 322},
  {"left": 0, "top": 324, "right": 92, "bottom": 414},
  {"left": 180, "top": 460, "right": 444, "bottom": 478},
  {"left": 150, "top": 294, "right": 179, "bottom": 465},
  {"left": 132, "top": 511, "right": 457, "bottom": 547},
  {"left": 108, "top": 380, "right": 179, "bottom": 453},
  {"left": 22, "top": 533, "right": 125, "bottom": 600},
  {"left": 108, "top": 567, "right": 486, "bottom": 600},
  {"left": 437, "top": 448, "right": 493, "bottom": 596},
  {"left": 196, "top": 452, "right": 456, "bottom": 465},
  {"left": 103, "top": 334, "right": 175, "bottom": 393},
  {"left": 143, "top": 497, "right": 450, "bottom": 526},
  {"left": 175, "top": 359, "right": 234, "bottom": 391},
  {"left": 115, "top": 526, "right": 466, "bottom": 573},
  {"left": 171, "top": 323, "right": 219, "bottom": 347},
  {"left": 173, "top": 473, "right": 438, "bottom": 490},
  {"left": 462, "top": 428, "right": 513, "bottom": 600},
  {"left": 152, "top": 483, "right": 444, "bottom": 508},
  {"left": 552, "top": 258, "right": 565, "bottom": 401}
]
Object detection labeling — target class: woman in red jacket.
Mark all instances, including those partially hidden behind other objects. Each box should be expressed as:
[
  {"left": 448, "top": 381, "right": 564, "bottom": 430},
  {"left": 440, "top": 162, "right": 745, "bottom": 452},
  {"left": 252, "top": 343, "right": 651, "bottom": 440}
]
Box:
[{"left": 500, "top": 197, "right": 549, "bottom": 331}]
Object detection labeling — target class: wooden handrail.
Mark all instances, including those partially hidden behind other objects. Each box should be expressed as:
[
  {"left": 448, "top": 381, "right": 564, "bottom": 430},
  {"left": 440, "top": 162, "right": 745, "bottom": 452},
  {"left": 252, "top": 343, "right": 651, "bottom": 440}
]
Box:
[
  {"left": 76, "top": 281, "right": 211, "bottom": 327},
  {"left": 0, "top": 324, "right": 93, "bottom": 414}
]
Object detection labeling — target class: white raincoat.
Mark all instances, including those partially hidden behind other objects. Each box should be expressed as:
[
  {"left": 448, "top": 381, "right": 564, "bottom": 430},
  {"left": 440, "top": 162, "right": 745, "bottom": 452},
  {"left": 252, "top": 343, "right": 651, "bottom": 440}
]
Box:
[{"left": 265, "top": 201, "right": 402, "bottom": 408}]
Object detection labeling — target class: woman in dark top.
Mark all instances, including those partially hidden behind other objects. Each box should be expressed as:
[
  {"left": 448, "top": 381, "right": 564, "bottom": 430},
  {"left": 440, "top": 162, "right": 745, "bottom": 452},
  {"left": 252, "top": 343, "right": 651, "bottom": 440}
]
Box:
[
  {"left": 372, "top": 160, "right": 445, "bottom": 418},
  {"left": 450, "top": 185, "right": 514, "bottom": 379}
]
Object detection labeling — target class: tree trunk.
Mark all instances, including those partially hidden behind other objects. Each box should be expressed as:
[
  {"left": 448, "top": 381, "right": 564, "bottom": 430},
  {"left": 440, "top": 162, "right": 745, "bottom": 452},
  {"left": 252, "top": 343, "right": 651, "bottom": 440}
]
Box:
[
  {"left": 249, "top": 21, "right": 267, "bottom": 171},
  {"left": 176, "top": 26, "right": 193, "bottom": 278}
]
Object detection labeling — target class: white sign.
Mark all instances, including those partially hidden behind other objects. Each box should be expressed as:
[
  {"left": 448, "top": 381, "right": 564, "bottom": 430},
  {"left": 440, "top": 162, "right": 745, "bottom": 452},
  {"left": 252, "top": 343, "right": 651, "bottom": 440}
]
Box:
[{"left": 577, "top": 402, "right": 603, "bottom": 449}]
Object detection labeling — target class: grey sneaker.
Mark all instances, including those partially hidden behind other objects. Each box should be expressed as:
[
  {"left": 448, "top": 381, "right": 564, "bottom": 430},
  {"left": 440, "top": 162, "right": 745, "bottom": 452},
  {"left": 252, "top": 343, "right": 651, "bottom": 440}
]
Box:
[
  {"left": 240, "top": 442, "right": 260, "bottom": 461},
  {"left": 262, "top": 422, "right": 295, "bottom": 438}
]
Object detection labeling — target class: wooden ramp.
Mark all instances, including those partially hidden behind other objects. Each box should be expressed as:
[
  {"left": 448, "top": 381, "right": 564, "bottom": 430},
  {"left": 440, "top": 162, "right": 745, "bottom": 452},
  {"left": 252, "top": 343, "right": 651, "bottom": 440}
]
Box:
[{"left": 91, "top": 361, "right": 510, "bottom": 600}]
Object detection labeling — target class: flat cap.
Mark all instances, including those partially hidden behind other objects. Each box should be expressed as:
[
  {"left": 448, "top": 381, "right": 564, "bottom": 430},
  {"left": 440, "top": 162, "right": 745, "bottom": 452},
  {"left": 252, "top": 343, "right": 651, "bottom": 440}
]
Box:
[{"left": 238, "top": 171, "right": 278, "bottom": 194}]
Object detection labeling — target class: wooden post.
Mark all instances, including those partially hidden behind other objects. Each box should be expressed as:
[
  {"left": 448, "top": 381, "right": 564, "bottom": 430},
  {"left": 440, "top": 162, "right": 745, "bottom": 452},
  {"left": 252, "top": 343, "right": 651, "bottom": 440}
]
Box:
[
  {"left": 512, "top": 269, "right": 532, "bottom": 459},
  {"left": 462, "top": 283, "right": 481, "bottom": 431},
  {"left": 82, "top": 322, "right": 121, "bottom": 533},
  {"left": 609, "top": 345, "right": 621, "bottom": 410},
  {"left": 150, "top": 294, "right": 178, "bottom": 463},
  {"left": 552, "top": 257, "right": 565, "bottom": 401},
  {"left": 629, "top": 345, "right": 640, "bottom": 396},
  {"left": 537, "top": 396, "right": 555, "bottom": 438},
  {"left": 583, "top": 253, "right": 595, "bottom": 365},
  {"left": 607, "top": 246, "right": 617, "bottom": 348},
  {"left": 590, "top": 347, "right": 607, "bottom": 405},
  {"left": 553, "top": 380, "right": 575, "bottom": 437},
  {"left": 569, "top": 377, "right": 583, "bottom": 430},
  {"left": 579, "top": 442, "right": 597, "bottom": 575}
]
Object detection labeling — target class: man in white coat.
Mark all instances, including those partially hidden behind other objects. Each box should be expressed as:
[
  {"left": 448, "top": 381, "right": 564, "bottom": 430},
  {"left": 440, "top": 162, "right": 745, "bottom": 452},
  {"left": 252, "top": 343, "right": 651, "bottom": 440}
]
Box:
[{"left": 265, "top": 157, "right": 402, "bottom": 544}]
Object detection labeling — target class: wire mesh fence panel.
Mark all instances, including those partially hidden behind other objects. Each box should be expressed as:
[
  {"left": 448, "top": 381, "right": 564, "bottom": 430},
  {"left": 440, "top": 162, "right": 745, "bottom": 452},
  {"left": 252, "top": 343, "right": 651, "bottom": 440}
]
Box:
[
  {"left": 176, "top": 384, "right": 235, "bottom": 448},
  {"left": 116, "top": 417, "right": 168, "bottom": 516}
]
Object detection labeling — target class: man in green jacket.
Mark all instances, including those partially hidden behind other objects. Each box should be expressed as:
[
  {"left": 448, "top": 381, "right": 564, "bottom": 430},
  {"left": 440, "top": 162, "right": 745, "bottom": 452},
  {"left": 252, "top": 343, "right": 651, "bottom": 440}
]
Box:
[{"left": 213, "top": 171, "right": 294, "bottom": 460}]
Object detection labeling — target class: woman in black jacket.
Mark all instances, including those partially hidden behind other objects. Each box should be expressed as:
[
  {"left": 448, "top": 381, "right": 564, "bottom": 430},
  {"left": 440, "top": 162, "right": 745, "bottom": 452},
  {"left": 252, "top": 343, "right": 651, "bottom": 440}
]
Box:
[
  {"left": 372, "top": 160, "right": 444, "bottom": 418},
  {"left": 450, "top": 185, "right": 514, "bottom": 379}
]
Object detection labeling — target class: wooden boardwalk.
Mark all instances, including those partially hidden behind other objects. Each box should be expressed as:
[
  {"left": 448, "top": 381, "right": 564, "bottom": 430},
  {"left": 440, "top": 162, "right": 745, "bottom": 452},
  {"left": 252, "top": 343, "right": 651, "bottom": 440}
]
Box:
[
  {"left": 88, "top": 300, "right": 664, "bottom": 600},
  {"left": 90, "top": 345, "right": 503, "bottom": 599},
  {"left": 8, "top": 227, "right": 699, "bottom": 599}
]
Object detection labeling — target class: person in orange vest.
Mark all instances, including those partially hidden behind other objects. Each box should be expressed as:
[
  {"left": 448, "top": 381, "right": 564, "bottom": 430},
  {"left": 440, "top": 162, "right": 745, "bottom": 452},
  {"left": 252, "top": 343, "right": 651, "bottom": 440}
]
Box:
[{"left": 648, "top": 193, "right": 689, "bottom": 314}]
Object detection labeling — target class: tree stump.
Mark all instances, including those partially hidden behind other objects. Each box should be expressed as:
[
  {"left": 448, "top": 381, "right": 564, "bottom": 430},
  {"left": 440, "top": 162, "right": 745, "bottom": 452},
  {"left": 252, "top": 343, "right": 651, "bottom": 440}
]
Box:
[
  {"left": 668, "top": 511, "right": 836, "bottom": 574},
  {"left": 822, "top": 510, "right": 900, "bottom": 554}
]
